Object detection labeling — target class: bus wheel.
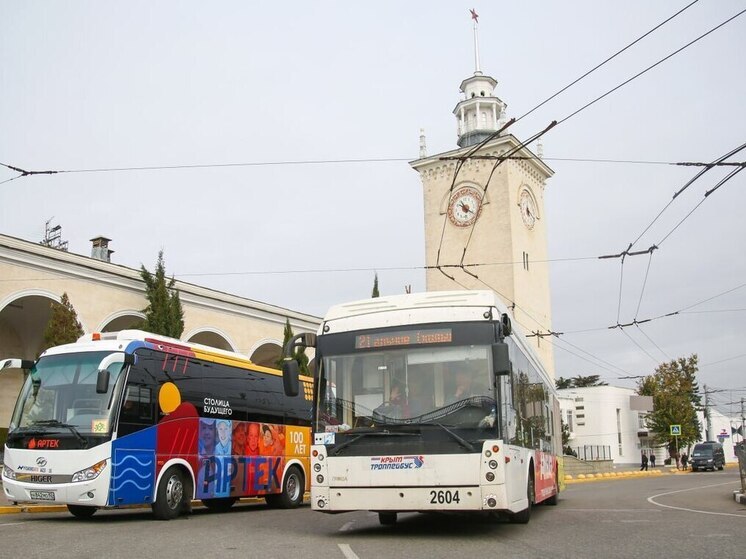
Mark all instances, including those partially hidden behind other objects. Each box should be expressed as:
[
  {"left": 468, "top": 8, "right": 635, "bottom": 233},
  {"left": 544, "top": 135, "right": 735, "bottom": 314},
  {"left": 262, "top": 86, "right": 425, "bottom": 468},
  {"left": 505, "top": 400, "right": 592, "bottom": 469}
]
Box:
[
  {"left": 202, "top": 497, "right": 237, "bottom": 512},
  {"left": 378, "top": 512, "right": 397, "bottom": 525},
  {"left": 67, "top": 504, "right": 97, "bottom": 519},
  {"left": 265, "top": 466, "right": 304, "bottom": 509},
  {"left": 510, "top": 471, "right": 534, "bottom": 524},
  {"left": 152, "top": 466, "right": 187, "bottom": 520}
]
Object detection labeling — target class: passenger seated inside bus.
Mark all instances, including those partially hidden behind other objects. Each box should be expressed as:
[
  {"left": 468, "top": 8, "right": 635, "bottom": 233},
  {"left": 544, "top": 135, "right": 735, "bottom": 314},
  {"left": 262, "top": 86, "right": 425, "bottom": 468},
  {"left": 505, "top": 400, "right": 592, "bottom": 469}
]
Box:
[{"left": 373, "top": 381, "right": 405, "bottom": 420}]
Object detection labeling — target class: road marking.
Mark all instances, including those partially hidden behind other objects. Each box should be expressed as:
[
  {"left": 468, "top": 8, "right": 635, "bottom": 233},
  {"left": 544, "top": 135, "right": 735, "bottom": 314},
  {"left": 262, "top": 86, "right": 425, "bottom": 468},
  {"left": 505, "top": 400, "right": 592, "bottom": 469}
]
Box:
[
  {"left": 338, "top": 543, "right": 360, "bottom": 559},
  {"left": 647, "top": 481, "right": 746, "bottom": 518},
  {"left": 0, "top": 522, "right": 24, "bottom": 527},
  {"left": 561, "top": 508, "right": 661, "bottom": 513},
  {"left": 339, "top": 521, "right": 355, "bottom": 531}
]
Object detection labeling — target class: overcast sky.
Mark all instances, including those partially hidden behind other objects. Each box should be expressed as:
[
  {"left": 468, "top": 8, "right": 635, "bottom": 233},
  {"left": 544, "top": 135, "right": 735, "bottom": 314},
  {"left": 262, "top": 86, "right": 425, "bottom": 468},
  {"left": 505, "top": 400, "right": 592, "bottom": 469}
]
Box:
[{"left": 1, "top": 2, "right": 744, "bottom": 414}]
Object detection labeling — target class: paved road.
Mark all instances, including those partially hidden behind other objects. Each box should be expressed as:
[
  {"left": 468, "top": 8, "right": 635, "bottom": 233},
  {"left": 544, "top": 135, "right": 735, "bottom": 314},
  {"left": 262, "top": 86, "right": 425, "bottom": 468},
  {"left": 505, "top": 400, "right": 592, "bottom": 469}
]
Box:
[{"left": 1, "top": 470, "right": 744, "bottom": 559}]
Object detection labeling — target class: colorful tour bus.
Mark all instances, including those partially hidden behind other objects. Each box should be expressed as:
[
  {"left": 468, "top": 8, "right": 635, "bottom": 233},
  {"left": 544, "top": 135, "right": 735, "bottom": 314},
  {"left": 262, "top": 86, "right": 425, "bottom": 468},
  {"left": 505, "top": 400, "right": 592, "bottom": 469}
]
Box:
[
  {"left": 1, "top": 330, "right": 312, "bottom": 519},
  {"left": 281, "top": 290, "right": 561, "bottom": 525}
]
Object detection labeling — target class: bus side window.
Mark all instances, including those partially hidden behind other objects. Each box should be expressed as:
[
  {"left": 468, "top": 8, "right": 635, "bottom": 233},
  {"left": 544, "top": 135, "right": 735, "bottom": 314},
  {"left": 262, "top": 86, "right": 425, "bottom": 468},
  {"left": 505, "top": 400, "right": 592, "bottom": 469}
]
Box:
[{"left": 119, "top": 385, "right": 154, "bottom": 435}]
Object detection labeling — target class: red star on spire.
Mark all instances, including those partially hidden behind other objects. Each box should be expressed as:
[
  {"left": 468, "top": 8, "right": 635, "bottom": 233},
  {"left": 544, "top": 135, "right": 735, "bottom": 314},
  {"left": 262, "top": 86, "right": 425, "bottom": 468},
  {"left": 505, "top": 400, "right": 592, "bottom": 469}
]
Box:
[{"left": 470, "top": 9, "right": 479, "bottom": 23}]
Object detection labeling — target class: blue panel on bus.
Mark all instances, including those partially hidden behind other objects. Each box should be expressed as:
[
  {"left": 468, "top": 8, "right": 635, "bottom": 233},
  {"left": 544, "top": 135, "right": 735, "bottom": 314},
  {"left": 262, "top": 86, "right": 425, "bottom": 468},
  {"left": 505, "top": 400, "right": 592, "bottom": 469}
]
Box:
[
  {"left": 109, "top": 426, "right": 156, "bottom": 506},
  {"left": 124, "top": 340, "right": 149, "bottom": 354}
]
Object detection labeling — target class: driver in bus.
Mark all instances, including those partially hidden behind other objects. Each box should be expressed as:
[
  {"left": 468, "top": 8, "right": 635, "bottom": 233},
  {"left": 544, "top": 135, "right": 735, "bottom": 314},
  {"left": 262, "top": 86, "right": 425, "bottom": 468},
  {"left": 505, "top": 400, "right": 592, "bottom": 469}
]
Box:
[{"left": 449, "top": 369, "right": 474, "bottom": 403}]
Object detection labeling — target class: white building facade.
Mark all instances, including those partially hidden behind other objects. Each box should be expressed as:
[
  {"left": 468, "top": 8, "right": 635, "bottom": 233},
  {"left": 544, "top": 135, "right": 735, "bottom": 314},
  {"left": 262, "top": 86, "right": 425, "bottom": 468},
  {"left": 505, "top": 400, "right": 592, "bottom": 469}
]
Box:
[
  {"left": 559, "top": 385, "right": 742, "bottom": 465},
  {"left": 558, "top": 386, "right": 652, "bottom": 465}
]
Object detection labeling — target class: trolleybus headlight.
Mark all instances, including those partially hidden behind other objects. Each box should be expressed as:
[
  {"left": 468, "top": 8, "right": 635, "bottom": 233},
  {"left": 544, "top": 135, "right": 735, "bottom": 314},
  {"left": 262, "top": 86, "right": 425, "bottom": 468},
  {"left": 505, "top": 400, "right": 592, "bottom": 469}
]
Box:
[
  {"left": 489, "top": 460, "right": 498, "bottom": 469},
  {"left": 486, "top": 472, "right": 495, "bottom": 482},
  {"left": 317, "top": 499, "right": 326, "bottom": 508},
  {"left": 71, "top": 459, "right": 107, "bottom": 482},
  {"left": 314, "top": 463, "right": 322, "bottom": 472},
  {"left": 2, "top": 465, "right": 16, "bottom": 480},
  {"left": 316, "top": 474, "right": 324, "bottom": 484},
  {"left": 487, "top": 497, "right": 496, "bottom": 508},
  {"left": 312, "top": 449, "right": 318, "bottom": 457},
  {"left": 317, "top": 454, "right": 324, "bottom": 461},
  {"left": 485, "top": 450, "right": 492, "bottom": 457}
]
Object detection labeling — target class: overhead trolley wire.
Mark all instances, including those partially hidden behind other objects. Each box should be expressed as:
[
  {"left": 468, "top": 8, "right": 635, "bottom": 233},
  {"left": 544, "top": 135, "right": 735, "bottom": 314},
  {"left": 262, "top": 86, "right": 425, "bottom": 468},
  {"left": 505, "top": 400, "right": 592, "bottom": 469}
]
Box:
[{"left": 514, "top": 0, "right": 701, "bottom": 124}]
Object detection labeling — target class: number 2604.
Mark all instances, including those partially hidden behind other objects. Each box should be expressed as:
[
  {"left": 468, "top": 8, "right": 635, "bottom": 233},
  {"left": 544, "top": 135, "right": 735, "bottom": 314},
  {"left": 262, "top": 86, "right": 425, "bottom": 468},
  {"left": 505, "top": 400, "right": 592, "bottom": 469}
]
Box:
[{"left": 429, "top": 490, "right": 460, "bottom": 504}]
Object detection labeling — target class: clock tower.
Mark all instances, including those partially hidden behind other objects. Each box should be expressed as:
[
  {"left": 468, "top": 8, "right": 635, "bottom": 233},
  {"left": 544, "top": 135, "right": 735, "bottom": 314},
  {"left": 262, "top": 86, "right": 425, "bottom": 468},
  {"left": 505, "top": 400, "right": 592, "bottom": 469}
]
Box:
[{"left": 410, "top": 12, "right": 555, "bottom": 376}]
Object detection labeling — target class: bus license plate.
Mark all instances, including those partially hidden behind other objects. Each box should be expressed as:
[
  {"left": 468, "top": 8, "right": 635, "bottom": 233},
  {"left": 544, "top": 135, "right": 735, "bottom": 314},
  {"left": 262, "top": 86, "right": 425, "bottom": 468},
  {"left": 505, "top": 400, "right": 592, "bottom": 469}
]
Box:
[
  {"left": 29, "top": 491, "right": 56, "bottom": 501},
  {"left": 429, "top": 489, "right": 461, "bottom": 505}
]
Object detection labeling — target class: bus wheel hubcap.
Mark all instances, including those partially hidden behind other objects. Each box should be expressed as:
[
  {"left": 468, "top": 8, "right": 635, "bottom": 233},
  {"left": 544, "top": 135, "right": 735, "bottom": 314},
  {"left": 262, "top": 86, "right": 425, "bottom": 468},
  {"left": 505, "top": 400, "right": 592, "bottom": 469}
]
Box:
[
  {"left": 166, "top": 476, "right": 183, "bottom": 509},
  {"left": 287, "top": 475, "right": 299, "bottom": 500}
]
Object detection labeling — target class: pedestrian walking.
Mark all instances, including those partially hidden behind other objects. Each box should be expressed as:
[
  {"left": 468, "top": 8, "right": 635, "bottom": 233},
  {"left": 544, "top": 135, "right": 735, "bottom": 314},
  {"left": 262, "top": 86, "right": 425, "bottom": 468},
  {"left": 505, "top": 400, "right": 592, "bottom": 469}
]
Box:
[
  {"left": 640, "top": 452, "right": 648, "bottom": 471},
  {"left": 681, "top": 452, "right": 688, "bottom": 470},
  {"left": 649, "top": 452, "right": 656, "bottom": 468}
]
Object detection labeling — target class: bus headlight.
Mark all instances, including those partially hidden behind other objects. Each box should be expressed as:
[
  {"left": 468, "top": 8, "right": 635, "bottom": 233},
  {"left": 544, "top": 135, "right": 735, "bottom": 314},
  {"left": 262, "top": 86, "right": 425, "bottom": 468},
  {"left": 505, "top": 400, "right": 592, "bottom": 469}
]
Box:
[
  {"left": 3, "top": 465, "right": 16, "bottom": 480},
  {"left": 71, "top": 460, "right": 107, "bottom": 483}
]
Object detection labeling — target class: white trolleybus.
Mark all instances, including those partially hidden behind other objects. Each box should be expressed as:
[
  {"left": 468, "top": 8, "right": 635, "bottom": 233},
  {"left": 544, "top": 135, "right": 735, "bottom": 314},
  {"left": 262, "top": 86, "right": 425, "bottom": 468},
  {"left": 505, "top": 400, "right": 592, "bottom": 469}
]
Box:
[
  {"left": 282, "top": 290, "right": 561, "bottom": 525},
  {"left": 1, "top": 330, "right": 312, "bottom": 519}
]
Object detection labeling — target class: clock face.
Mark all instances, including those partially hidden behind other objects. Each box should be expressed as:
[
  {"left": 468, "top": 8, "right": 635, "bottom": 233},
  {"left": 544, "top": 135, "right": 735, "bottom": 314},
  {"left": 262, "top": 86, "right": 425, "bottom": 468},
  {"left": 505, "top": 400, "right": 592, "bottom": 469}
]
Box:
[
  {"left": 519, "top": 188, "right": 538, "bottom": 229},
  {"left": 448, "top": 186, "right": 483, "bottom": 227}
]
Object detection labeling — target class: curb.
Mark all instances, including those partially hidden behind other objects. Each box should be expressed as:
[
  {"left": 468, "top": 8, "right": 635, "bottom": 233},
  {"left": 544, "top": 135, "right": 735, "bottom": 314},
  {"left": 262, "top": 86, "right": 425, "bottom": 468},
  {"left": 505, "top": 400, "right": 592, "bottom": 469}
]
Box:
[
  {"left": 564, "top": 462, "right": 739, "bottom": 484},
  {"left": 0, "top": 495, "right": 307, "bottom": 515}
]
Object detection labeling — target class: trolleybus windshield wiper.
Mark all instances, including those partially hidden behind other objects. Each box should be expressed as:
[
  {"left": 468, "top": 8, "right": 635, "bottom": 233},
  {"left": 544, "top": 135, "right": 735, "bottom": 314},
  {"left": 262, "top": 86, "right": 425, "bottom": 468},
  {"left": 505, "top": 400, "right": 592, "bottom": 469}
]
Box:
[
  {"left": 30, "top": 420, "right": 88, "bottom": 447},
  {"left": 434, "top": 423, "right": 477, "bottom": 452},
  {"left": 329, "top": 429, "right": 420, "bottom": 456}
]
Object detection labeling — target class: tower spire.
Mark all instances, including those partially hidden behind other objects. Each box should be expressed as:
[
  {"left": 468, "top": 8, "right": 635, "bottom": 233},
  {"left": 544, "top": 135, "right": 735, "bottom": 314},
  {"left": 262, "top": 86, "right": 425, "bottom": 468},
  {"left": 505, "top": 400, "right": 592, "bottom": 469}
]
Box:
[
  {"left": 470, "top": 9, "right": 481, "bottom": 74},
  {"left": 453, "top": 10, "right": 505, "bottom": 148}
]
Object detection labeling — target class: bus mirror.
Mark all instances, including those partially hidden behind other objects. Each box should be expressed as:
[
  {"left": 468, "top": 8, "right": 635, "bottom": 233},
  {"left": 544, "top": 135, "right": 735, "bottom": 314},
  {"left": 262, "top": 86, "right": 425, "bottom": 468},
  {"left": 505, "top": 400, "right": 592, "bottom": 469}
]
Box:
[
  {"left": 96, "top": 369, "right": 111, "bottom": 394},
  {"left": 501, "top": 313, "right": 512, "bottom": 336},
  {"left": 283, "top": 332, "right": 317, "bottom": 357},
  {"left": 94, "top": 352, "right": 127, "bottom": 393},
  {"left": 492, "top": 342, "right": 510, "bottom": 376},
  {"left": 282, "top": 359, "right": 300, "bottom": 397},
  {"left": 301, "top": 332, "right": 317, "bottom": 347},
  {"left": 0, "top": 358, "right": 35, "bottom": 372}
]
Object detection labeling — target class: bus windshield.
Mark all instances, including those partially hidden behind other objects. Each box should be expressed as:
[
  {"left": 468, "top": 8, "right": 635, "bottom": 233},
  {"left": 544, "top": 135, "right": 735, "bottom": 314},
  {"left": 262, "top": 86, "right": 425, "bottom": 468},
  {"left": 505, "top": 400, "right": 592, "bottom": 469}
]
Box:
[
  {"left": 10, "top": 351, "right": 127, "bottom": 436},
  {"left": 317, "top": 344, "right": 495, "bottom": 432}
]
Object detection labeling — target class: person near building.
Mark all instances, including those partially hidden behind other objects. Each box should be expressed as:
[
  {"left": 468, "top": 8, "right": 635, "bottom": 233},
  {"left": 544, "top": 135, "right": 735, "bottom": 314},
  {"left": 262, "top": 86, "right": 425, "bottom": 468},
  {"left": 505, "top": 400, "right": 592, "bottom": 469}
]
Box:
[
  {"left": 640, "top": 451, "right": 649, "bottom": 471},
  {"left": 649, "top": 452, "right": 656, "bottom": 468}
]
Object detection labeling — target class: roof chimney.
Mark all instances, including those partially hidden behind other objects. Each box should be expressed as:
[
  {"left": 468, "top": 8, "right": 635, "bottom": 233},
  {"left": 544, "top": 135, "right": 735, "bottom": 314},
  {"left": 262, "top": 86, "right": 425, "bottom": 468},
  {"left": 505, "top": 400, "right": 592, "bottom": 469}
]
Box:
[{"left": 90, "top": 236, "right": 114, "bottom": 263}]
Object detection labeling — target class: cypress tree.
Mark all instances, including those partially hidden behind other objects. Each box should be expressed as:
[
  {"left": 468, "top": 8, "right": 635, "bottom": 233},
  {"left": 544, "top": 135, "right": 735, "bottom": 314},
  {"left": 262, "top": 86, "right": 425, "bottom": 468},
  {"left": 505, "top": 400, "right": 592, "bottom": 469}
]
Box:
[
  {"left": 140, "top": 250, "right": 184, "bottom": 338},
  {"left": 40, "top": 292, "right": 84, "bottom": 353},
  {"left": 276, "top": 318, "right": 309, "bottom": 375}
]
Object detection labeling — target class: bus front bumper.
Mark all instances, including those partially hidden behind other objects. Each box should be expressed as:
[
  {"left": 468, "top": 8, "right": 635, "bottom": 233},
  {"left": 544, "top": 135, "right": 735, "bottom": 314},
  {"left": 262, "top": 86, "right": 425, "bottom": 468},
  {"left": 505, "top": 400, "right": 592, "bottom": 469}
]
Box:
[{"left": 2, "top": 475, "right": 110, "bottom": 508}]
